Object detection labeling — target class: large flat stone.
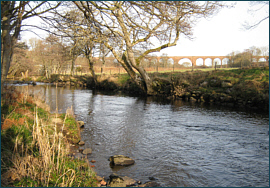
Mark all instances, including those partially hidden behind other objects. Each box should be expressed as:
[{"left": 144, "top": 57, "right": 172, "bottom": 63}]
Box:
[
  {"left": 109, "top": 155, "right": 135, "bottom": 166},
  {"left": 82, "top": 148, "right": 92, "bottom": 155},
  {"left": 108, "top": 173, "right": 136, "bottom": 187}
]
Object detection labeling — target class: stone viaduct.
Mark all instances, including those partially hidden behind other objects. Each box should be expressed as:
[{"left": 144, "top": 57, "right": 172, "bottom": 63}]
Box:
[
  {"left": 154, "top": 56, "right": 229, "bottom": 67},
  {"left": 94, "top": 55, "right": 268, "bottom": 68}
]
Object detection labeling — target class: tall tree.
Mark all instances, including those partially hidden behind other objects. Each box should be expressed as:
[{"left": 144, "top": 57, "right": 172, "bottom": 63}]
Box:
[
  {"left": 1, "top": 1, "right": 61, "bottom": 86},
  {"left": 73, "top": 1, "right": 224, "bottom": 95}
]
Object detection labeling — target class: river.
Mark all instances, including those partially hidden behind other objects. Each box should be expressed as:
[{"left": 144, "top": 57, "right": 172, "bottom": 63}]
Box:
[{"left": 16, "top": 83, "right": 269, "bottom": 187}]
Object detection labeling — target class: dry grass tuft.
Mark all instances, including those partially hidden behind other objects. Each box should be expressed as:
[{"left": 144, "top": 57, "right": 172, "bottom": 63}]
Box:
[{"left": 1, "top": 88, "right": 97, "bottom": 187}]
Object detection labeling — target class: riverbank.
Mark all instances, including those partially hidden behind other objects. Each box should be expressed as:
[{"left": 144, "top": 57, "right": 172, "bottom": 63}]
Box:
[
  {"left": 1, "top": 86, "right": 99, "bottom": 187},
  {"left": 21, "top": 67, "right": 268, "bottom": 111},
  {"left": 1, "top": 86, "right": 161, "bottom": 187}
]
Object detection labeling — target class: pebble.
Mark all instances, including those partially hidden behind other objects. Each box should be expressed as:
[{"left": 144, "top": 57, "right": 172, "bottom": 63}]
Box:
[{"left": 78, "top": 141, "right": 85, "bottom": 146}]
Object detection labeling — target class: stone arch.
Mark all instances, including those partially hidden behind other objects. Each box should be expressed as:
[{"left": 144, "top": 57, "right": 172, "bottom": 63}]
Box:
[
  {"left": 195, "top": 58, "right": 204, "bottom": 66},
  {"left": 141, "top": 58, "right": 151, "bottom": 68},
  {"left": 213, "top": 58, "right": 221, "bottom": 65},
  {"left": 252, "top": 57, "right": 258, "bottom": 63},
  {"left": 167, "top": 58, "right": 175, "bottom": 68},
  {"left": 153, "top": 58, "right": 158, "bottom": 64},
  {"left": 259, "top": 57, "right": 267, "bottom": 62},
  {"left": 168, "top": 58, "right": 174, "bottom": 65},
  {"left": 178, "top": 58, "right": 192, "bottom": 67},
  {"left": 204, "top": 58, "right": 213, "bottom": 67},
  {"left": 222, "top": 58, "right": 229, "bottom": 67}
]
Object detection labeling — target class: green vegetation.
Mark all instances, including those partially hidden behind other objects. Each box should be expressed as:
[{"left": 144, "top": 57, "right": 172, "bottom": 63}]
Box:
[
  {"left": 117, "top": 74, "right": 131, "bottom": 85},
  {"left": 1, "top": 86, "right": 98, "bottom": 187},
  {"left": 64, "top": 115, "right": 81, "bottom": 144},
  {"left": 98, "top": 67, "right": 268, "bottom": 110}
]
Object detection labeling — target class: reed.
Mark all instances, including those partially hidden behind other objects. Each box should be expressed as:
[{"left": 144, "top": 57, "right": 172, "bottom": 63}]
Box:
[{"left": 1, "top": 88, "right": 97, "bottom": 187}]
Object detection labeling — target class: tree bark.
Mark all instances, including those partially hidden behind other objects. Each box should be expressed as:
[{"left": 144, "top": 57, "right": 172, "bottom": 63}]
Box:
[
  {"left": 86, "top": 55, "right": 97, "bottom": 86},
  {"left": 1, "top": 11, "right": 13, "bottom": 87}
]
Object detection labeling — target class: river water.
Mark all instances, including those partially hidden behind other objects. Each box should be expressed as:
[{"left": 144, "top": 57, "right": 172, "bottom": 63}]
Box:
[{"left": 16, "top": 84, "right": 269, "bottom": 187}]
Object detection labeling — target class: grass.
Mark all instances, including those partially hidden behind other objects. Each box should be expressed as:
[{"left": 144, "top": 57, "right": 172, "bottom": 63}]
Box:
[
  {"left": 1, "top": 86, "right": 98, "bottom": 187},
  {"left": 117, "top": 74, "right": 131, "bottom": 85},
  {"left": 63, "top": 114, "right": 81, "bottom": 144}
]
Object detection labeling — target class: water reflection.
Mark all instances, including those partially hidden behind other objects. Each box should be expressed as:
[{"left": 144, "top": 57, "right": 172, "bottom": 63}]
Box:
[{"left": 15, "top": 84, "right": 269, "bottom": 187}]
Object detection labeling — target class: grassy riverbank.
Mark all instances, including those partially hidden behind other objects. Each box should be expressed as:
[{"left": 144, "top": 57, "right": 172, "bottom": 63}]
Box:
[
  {"left": 1, "top": 86, "right": 98, "bottom": 187},
  {"left": 95, "top": 67, "right": 269, "bottom": 110}
]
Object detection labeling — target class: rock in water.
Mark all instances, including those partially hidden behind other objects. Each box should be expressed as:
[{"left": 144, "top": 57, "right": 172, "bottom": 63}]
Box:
[
  {"left": 109, "top": 155, "right": 135, "bottom": 166},
  {"left": 77, "top": 121, "right": 85, "bottom": 128},
  {"left": 149, "top": 177, "right": 158, "bottom": 181},
  {"left": 82, "top": 148, "right": 92, "bottom": 155},
  {"left": 138, "top": 181, "right": 161, "bottom": 187},
  {"left": 78, "top": 141, "right": 85, "bottom": 146},
  {"left": 108, "top": 173, "right": 137, "bottom": 187}
]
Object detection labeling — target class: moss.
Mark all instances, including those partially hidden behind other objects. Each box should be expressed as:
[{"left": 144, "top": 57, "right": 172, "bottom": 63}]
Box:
[
  {"left": 117, "top": 74, "right": 130, "bottom": 85},
  {"left": 64, "top": 116, "right": 80, "bottom": 144}
]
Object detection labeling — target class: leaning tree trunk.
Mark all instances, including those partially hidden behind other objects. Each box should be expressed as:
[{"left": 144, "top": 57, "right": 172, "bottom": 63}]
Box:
[
  {"left": 103, "top": 43, "right": 154, "bottom": 95},
  {"left": 121, "top": 52, "right": 155, "bottom": 95}
]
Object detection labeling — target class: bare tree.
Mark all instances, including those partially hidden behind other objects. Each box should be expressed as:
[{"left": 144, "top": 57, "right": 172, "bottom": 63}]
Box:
[
  {"left": 8, "top": 41, "right": 31, "bottom": 77},
  {"left": 28, "top": 35, "right": 69, "bottom": 78},
  {"left": 243, "top": 1, "right": 269, "bottom": 30},
  {"left": 44, "top": 7, "right": 107, "bottom": 81},
  {"left": 1, "top": 1, "right": 61, "bottom": 87},
  {"left": 73, "top": 1, "right": 224, "bottom": 95},
  {"left": 47, "top": 8, "right": 84, "bottom": 75}
]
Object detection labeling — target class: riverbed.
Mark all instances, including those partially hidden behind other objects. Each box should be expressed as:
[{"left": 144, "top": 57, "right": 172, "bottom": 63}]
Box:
[{"left": 16, "top": 84, "right": 269, "bottom": 187}]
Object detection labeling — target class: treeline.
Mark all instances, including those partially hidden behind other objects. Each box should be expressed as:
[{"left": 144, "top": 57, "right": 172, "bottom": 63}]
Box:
[
  {"left": 226, "top": 46, "right": 269, "bottom": 68},
  {"left": 9, "top": 38, "right": 269, "bottom": 80}
]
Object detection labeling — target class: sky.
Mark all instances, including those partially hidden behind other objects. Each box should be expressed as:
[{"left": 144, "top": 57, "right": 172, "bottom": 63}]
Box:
[
  {"left": 159, "top": 1, "right": 269, "bottom": 56},
  {"left": 21, "top": 1, "right": 269, "bottom": 57}
]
